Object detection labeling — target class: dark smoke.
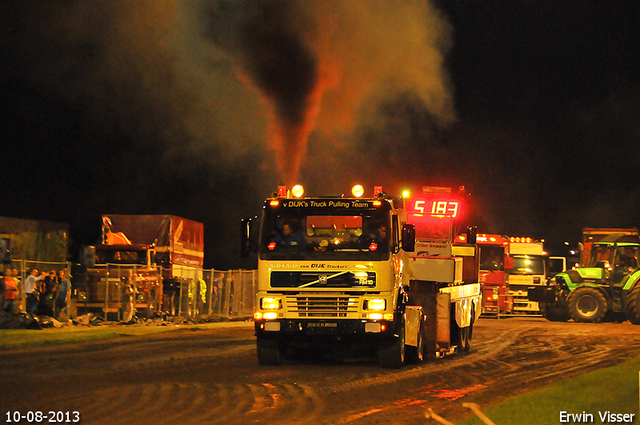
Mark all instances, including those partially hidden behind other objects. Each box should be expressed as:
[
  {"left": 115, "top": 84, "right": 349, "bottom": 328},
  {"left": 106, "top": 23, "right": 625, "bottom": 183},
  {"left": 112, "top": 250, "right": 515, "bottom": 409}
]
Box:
[
  {"left": 202, "top": 0, "right": 323, "bottom": 185},
  {"left": 201, "top": 0, "right": 456, "bottom": 186}
]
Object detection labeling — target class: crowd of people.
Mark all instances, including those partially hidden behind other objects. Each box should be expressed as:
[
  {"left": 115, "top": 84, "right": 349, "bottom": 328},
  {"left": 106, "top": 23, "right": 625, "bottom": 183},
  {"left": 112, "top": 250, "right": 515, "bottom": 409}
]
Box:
[{"left": 0, "top": 268, "right": 70, "bottom": 320}]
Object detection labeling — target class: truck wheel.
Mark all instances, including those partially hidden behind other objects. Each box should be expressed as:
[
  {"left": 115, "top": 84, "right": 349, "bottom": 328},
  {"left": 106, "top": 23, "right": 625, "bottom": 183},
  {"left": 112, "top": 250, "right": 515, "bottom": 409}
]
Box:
[
  {"left": 257, "top": 337, "right": 282, "bottom": 365},
  {"left": 542, "top": 301, "right": 570, "bottom": 322},
  {"left": 405, "top": 320, "right": 424, "bottom": 364},
  {"left": 379, "top": 321, "right": 405, "bottom": 368},
  {"left": 568, "top": 288, "right": 607, "bottom": 323},
  {"left": 625, "top": 285, "right": 640, "bottom": 325}
]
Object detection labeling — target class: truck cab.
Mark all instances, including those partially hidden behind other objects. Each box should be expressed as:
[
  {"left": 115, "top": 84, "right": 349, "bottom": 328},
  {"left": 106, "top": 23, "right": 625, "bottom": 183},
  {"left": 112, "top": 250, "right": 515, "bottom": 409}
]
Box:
[{"left": 71, "top": 244, "right": 162, "bottom": 320}]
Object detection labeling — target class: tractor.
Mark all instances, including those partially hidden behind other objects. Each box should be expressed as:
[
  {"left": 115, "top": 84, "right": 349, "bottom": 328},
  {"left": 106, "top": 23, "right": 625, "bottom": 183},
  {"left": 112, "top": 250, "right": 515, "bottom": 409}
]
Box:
[{"left": 536, "top": 234, "right": 640, "bottom": 324}]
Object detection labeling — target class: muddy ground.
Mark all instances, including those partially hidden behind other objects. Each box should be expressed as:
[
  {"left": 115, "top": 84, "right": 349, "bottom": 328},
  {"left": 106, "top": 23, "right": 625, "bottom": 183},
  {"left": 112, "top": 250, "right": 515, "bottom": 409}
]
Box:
[{"left": 2, "top": 317, "right": 640, "bottom": 424}]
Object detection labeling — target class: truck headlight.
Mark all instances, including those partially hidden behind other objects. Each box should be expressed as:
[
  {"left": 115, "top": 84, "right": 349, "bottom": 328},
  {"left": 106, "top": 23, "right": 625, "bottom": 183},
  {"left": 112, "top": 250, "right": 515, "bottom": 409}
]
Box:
[
  {"left": 261, "top": 297, "right": 282, "bottom": 310},
  {"left": 365, "top": 298, "right": 386, "bottom": 311}
]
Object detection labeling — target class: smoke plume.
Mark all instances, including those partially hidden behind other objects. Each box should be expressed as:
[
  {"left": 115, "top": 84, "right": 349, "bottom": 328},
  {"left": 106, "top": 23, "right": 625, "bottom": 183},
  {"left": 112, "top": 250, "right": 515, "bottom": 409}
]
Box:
[{"left": 202, "top": 0, "right": 456, "bottom": 186}]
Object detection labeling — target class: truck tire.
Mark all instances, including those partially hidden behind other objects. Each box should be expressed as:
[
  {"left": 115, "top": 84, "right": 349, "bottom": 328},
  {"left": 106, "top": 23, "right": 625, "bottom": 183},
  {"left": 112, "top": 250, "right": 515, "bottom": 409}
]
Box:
[
  {"left": 567, "top": 287, "right": 607, "bottom": 323},
  {"left": 405, "top": 320, "right": 424, "bottom": 364},
  {"left": 257, "top": 337, "right": 282, "bottom": 365},
  {"left": 379, "top": 321, "right": 405, "bottom": 368},
  {"left": 625, "top": 285, "right": 640, "bottom": 325},
  {"left": 542, "top": 301, "right": 570, "bottom": 322}
]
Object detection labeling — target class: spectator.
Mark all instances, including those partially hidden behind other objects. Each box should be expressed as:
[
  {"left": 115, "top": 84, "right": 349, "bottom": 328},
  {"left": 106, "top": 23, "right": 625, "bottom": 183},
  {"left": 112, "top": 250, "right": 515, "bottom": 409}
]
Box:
[
  {"left": 24, "top": 269, "right": 44, "bottom": 314},
  {"left": 211, "top": 272, "right": 224, "bottom": 314},
  {"left": 37, "top": 270, "right": 58, "bottom": 316},
  {"left": 228, "top": 273, "right": 236, "bottom": 315},
  {"left": 3, "top": 269, "right": 18, "bottom": 313},
  {"left": 196, "top": 277, "right": 207, "bottom": 318},
  {"left": 121, "top": 279, "right": 136, "bottom": 323},
  {"left": 55, "top": 269, "right": 70, "bottom": 320}
]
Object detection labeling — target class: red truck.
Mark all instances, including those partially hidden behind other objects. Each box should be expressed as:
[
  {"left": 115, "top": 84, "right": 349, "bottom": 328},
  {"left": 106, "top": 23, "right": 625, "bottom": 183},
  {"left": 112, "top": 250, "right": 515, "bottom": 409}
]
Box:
[{"left": 72, "top": 215, "right": 204, "bottom": 319}]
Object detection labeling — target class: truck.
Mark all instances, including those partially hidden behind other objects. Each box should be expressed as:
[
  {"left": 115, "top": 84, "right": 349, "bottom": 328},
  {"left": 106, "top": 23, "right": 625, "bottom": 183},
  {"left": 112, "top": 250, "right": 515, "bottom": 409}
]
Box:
[
  {"left": 71, "top": 215, "right": 204, "bottom": 319},
  {"left": 507, "top": 237, "right": 566, "bottom": 313},
  {"left": 243, "top": 184, "right": 481, "bottom": 368},
  {"left": 535, "top": 228, "right": 640, "bottom": 324},
  {"left": 456, "top": 233, "right": 512, "bottom": 315}
]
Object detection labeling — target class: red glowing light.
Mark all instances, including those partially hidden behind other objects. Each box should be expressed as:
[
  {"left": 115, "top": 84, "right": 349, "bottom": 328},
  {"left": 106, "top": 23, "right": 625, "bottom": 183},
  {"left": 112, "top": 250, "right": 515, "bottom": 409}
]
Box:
[
  {"left": 373, "top": 200, "right": 382, "bottom": 206},
  {"left": 277, "top": 186, "right": 287, "bottom": 197},
  {"left": 269, "top": 200, "right": 280, "bottom": 207},
  {"left": 369, "top": 242, "right": 378, "bottom": 251},
  {"left": 410, "top": 199, "right": 459, "bottom": 218},
  {"left": 268, "top": 242, "right": 276, "bottom": 250}
]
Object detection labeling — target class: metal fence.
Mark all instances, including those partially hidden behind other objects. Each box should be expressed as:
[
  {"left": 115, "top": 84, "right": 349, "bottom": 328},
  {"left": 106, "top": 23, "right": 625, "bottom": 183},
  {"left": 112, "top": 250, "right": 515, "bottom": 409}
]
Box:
[
  {"left": 2, "top": 259, "right": 256, "bottom": 321},
  {"left": 172, "top": 267, "right": 257, "bottom": 319}
]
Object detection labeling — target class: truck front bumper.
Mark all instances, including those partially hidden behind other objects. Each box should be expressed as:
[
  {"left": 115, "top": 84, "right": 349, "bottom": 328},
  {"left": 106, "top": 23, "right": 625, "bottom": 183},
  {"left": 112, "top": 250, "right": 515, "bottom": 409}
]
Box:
[{"left": 255, "top": 317, "right": 400, "bottom": 344}]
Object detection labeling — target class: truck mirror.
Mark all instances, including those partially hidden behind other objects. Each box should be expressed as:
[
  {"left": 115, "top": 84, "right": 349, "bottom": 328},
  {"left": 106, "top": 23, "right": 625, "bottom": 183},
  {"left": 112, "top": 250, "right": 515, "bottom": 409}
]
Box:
[
  {"left": 241, "top": 218, "right": 252, "bottom": 257},
  {"left": 402, "top": 224, "right": 416, "bottom": 252},
  {"left": 0, "top": 238, "right": 11, "bottom": 264},
  {"left": 466, "top": 226, "right": 477, "bottom": 244},
  {"left": 81, "top": 245, "right": 96, "bottom": 268}
]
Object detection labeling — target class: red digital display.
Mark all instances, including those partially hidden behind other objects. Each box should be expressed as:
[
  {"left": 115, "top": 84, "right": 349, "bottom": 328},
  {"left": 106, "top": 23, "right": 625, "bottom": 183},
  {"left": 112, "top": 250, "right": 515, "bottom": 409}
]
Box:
[{"left": 410, "top": 199, "right": 460, "bottom": 218}]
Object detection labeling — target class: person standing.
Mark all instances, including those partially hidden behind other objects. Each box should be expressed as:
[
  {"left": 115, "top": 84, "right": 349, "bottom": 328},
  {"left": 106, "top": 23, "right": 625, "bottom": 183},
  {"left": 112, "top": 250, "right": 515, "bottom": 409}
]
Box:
[
  {"left": 55, "top": 269, "right": 70, "bottom": 319},
  {"left": 197, "top": 277, "right": 207, "bottom": 317},
  {"left": 121, "top": 279, "right": 136, "bottom": 323},
  {"left": 3, "top": 269, "right": 18, "bottom": 313},
  {"left": 211, "top": 272, "right": 223, "bottom": 314},
  {"left": 24, "top": 269, "right": 44, "bottom": 314}
]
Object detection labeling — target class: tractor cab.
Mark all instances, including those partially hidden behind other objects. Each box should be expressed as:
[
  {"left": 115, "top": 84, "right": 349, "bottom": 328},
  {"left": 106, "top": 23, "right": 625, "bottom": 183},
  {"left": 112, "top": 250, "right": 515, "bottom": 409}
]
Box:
[{"left": 584, "top": 237, "right": 640, "bottom": 285}]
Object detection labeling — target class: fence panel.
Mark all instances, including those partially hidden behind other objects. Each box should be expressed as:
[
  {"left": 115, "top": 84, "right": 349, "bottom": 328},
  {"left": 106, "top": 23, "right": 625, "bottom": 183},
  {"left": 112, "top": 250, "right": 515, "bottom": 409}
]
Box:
[{"left": 3, "top": 259, "right": 256, "bottom": 321}]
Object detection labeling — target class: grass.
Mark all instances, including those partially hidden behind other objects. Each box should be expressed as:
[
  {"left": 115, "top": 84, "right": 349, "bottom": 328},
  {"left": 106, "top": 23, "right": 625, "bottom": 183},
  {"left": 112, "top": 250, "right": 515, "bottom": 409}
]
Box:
[
  {"left": 456, "top": 355, "right": 640, "bottom": 425},
  {"left": 0, "top": 321, "right": 252, "bottom": 349}
]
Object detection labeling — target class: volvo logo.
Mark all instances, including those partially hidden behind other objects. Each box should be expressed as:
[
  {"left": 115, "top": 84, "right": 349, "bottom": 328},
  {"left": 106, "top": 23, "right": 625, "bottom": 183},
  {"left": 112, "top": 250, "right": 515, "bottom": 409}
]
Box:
[{"left": 319, "top": 275, "right": 328, "bottom": 284}]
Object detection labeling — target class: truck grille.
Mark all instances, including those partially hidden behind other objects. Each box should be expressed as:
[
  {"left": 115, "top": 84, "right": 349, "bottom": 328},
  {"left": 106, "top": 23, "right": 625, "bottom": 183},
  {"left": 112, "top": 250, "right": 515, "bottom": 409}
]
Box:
[{"left": 286, "top": 296, "right": 360, "bottom": 318}]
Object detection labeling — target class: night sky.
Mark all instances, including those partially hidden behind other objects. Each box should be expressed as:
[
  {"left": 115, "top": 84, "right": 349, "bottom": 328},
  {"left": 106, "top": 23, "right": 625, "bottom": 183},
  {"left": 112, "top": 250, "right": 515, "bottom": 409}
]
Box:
[{"left": 1, "top": 1, "right": 639, "bottom": 269}]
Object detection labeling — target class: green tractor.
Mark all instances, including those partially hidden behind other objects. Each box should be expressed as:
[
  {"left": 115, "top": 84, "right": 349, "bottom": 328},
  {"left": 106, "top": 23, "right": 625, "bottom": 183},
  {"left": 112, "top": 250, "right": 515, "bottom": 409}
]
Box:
[{"left": 537, "top": 235, "right": 640, "bottom": 324}]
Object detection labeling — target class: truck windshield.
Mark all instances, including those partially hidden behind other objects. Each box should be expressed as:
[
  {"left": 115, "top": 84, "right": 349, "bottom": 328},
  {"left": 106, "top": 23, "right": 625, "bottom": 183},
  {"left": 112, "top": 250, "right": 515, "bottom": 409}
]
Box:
[
  {"left": 259, "top": 204, "right": 391, "bottom": 261},
  {"left": 587, "top": 245, "right": 614, "bottom": 268},
  {"left": 95, "top": 250, "right": 147, "bottom": 265},
  {"left": 510, "top": 255, "right": 545, "bottom": 275},
  {"left": 479, "top": 247, "right": 505, "bottom": 271}
]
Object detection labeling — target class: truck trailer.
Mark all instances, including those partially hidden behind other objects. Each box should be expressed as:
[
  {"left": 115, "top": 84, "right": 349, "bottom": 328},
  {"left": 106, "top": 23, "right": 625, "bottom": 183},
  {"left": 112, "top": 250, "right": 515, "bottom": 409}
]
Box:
[{"left": 244, "top": 184, "right": 481, "bottom": 368}]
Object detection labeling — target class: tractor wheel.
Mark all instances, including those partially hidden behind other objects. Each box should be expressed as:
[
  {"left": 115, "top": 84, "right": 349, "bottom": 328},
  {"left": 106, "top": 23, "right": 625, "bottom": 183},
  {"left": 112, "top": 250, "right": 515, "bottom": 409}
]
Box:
[
  {"left": 567, "top": 287, "right": 607, "bottom": 323},
  {"left": 625, "top": 285, "right": 640, "bottom": 325},
  {"left": 379, "top": 320, "right": 406, "bottom": 368},
  {"left": 542, "top": 301, "right": 570, "bottom": 322}
]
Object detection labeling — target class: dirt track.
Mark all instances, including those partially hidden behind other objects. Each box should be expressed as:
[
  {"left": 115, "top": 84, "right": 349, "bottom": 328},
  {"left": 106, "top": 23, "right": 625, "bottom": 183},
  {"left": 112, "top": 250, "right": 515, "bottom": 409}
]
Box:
[{"left": 2, "top": 317, "right": 640, "bottom": 424}]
